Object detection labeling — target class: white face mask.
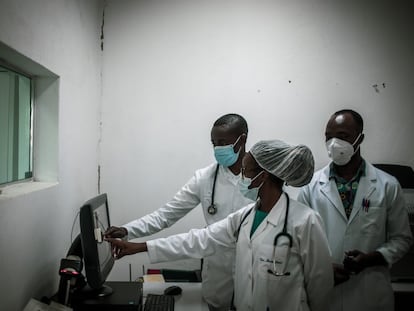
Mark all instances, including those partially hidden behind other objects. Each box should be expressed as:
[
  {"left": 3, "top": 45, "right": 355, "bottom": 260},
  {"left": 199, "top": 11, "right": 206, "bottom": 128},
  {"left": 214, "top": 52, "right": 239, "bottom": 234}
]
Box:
[{"left": 326, "top": 133, "right": 362, "bottom": 166}]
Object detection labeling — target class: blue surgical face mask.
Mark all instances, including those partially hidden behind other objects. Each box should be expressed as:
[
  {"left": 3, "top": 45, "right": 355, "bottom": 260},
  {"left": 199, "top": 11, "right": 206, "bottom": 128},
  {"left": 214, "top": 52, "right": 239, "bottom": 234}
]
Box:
[
  {"left": 237, "top": 171, "right": 264, "bottom": 201},
  {"left": 214, "top": 136, "right": 242, "bottom": 167}
]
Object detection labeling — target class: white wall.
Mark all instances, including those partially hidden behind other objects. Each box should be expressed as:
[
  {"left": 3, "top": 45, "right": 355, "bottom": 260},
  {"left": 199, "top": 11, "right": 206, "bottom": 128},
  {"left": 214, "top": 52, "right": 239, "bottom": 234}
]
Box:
[
  {"left": 101, "top": 0, "right": 414, "bottom": 277},
  {"left": 0, "top": 1, "right": 103, "bottom": 310},
  {"left": 0, "top": 0, "right": 413, "bottom": 308}
]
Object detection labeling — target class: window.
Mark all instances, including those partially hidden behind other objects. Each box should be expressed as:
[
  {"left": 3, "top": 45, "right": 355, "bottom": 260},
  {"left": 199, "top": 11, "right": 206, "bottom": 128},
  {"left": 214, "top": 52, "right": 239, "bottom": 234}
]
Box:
[
  {"left": 0, "top": 41, "right": 59, "bottom": 197},
  {"left": 0, "top": 64, "right": 33, "bottom": 185}
]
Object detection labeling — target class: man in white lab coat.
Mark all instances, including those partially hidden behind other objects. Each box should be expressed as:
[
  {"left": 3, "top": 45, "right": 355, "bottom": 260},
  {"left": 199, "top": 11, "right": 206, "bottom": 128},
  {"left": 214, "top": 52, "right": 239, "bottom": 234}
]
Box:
[
  {"left": 107, "top": 140, "right": 334, "bottom": 311},
  {"left": 105, "top": 113, "right": 253, "bottom": 311},
  {"left": 297, "top": 109, "right": 413, "bottom": 311}
]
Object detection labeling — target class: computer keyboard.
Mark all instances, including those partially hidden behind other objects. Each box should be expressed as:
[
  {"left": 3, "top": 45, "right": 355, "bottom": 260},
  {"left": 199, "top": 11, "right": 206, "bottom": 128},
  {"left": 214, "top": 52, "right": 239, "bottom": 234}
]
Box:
[{"left": 144, "top": 294, "right": 175, "bottom": 311}]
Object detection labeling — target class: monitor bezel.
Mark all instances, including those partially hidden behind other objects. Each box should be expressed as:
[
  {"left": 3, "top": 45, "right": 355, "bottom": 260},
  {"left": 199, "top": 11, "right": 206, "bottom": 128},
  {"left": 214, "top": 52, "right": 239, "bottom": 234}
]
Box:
[{"left": 79, "top": 193, "right": 114, "bottom": 290}]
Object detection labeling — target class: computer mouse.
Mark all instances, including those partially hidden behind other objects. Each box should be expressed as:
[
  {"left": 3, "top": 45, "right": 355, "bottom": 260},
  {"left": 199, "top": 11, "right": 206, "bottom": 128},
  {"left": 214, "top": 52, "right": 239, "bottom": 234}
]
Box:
[{"left": 164, "top": 285, "right": 182, "bottom": 296}]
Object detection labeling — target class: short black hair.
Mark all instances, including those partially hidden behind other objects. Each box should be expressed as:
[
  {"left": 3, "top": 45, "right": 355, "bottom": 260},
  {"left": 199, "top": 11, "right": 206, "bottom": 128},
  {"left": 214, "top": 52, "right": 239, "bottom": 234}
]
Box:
[
  {"left": 213, "top": 113, "right": 248, "bottom": 135},
  {"left": 332, "top": 109, "right": 364, "bottom": 133}
]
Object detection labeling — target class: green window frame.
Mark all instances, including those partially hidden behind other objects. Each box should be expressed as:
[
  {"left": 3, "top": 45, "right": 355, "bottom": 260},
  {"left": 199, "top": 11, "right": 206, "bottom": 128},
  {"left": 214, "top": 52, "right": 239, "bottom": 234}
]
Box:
[{"left": 0, "top": 64, "right": 33, "bottom": 185}]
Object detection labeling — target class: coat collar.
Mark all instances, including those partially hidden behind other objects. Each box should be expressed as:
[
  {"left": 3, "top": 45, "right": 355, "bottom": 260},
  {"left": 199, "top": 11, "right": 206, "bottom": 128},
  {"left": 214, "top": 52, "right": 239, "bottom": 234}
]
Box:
[
  {"left": 245, "top": 193, "right": 288, "bottom": 240},
  {"left": 267, "top": 193, "right": 288, "bottom": 227},
  {"left": 319, "top": 160, "right": 378, "bottom": 223}
]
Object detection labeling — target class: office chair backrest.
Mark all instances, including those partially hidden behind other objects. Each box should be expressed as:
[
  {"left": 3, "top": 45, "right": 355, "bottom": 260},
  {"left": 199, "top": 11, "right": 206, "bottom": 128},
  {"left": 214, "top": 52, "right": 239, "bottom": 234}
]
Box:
[
  {"left": 374, "top": 164, "right": 414, "bottom": 282},
  {"left": 373, "top": 164, "right": 414, "bottom": 189}
]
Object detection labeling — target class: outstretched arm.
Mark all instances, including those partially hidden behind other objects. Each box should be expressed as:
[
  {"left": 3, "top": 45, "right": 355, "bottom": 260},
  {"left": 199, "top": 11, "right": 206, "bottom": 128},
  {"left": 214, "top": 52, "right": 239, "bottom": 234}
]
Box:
[
  {"left": 106, "top": 206, "right": 252, "bottom": 263},
  {"left": 122, "top": 174, "right": 203, "bottom": 239}
]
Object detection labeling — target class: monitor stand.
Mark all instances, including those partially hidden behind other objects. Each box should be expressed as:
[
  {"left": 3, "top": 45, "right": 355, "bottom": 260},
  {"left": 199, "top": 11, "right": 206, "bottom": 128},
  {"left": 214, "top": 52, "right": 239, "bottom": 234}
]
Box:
[
  {"left": 80, "top": 284, "right": 114, "bottom": 297},
  {"left": 72, "top": 281, "right": 143, "bottom": 311}
]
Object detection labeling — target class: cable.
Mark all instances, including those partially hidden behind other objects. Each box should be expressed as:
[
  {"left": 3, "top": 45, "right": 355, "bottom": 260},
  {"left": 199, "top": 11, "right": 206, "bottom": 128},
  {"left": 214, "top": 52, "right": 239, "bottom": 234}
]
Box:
[{"left": 70, "top": 210, "right": 80, "bottom": 244}]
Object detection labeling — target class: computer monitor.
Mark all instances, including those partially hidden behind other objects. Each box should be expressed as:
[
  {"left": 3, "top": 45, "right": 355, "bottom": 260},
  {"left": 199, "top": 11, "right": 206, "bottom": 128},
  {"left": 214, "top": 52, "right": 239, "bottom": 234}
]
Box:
[{"left": 79, "top": 193, "right": 115, "bottom": 296}]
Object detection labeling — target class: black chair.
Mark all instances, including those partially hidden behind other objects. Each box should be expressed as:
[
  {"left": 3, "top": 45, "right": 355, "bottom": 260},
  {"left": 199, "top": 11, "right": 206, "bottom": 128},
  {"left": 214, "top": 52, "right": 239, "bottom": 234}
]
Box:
[
  {"left": 374, "top": 166, "right": 414, "bottom": 310},
  {"left": 373, "top": 164, "right": 414, "bottom": 189}
]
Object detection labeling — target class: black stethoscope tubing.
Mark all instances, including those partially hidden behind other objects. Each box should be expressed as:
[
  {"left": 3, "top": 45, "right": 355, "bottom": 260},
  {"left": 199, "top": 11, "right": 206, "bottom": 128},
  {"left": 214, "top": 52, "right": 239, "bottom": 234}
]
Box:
[
  {"left": 230, "top": 192, "right": 293, "bottom": 309},
  {"left": 268, "top": 193, "right": 293, "bottom": 276},
  {"left": 273, "top": 193, "right": 293, "bottom": 247},
  {"left": 210, "top": 164, "right": 293, "bottom": 256},
  {"left": 207, "top": 164, "right": 220, "bottom": 215},
  {"left": 235, "top": 192, "right": 293, "bottom": 276},
  {"left": 235, "top": 192, "right": 292, "bottom": 246}
]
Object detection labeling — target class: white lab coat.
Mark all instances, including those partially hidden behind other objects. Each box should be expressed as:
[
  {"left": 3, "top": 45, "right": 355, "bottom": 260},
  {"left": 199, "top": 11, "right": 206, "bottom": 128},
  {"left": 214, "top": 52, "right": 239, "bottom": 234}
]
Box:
[
  {"left": 297, "top": 161, "right": 413, "bottom": 311},
  {"left": 147, "top": 194, "right": 334, "bottom": 311},
  {"left": 123, "top": 163, "right": 252, "bottom": 308}
]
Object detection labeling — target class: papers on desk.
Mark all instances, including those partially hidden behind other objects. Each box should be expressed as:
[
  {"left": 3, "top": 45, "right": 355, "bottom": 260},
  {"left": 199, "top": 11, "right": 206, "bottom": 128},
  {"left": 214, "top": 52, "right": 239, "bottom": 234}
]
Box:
[
  {"left": 23, "top": 298, "right": 73, "bottom": 311},
  {"left": 145, "top": 268, "right": 202, "bottom": 282},
  {"left": 143, "top": 274, "right": 165, "bottom": 283}
]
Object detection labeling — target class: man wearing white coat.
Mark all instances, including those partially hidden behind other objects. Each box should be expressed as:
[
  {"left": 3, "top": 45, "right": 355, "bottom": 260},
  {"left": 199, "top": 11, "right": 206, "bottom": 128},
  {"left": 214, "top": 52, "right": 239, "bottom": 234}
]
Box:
[
  {"left": 107, "top": 140, "right": 334, "bottom": 311},
  {"left": 105, "top": 113, "right": 253, "bottom": 311},
  {"left": 298, "top": 109, "right": 413, "bottom": 311}
]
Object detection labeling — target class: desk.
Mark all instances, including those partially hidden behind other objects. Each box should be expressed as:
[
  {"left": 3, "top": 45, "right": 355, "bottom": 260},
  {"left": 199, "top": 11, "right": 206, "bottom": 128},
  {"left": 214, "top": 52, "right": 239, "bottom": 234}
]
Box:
[
  {"left": 143, "top": 282, "right": 209, "bottom": 311},
  {"left": 392, "top": 282, "right": 414, "bottom": 311},
  {"left": 72, "top": 282, "right": 142, "bottom": 311}
]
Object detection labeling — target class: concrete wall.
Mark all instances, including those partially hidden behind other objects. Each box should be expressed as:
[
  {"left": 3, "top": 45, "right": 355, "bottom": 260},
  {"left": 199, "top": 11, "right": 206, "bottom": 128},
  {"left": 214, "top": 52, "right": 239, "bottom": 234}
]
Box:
[
  {"left": 0, "top": 1, "right": 103, "bottom": 310},
  {"left": 0, "top": 0, "right": 413, "bottom": 308},
  {"left": 100, "top": 0, "right": 414, "bottom": 278}
]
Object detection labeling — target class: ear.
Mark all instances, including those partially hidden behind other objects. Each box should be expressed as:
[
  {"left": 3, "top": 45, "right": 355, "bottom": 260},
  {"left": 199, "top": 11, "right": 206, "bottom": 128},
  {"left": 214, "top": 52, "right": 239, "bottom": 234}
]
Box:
[
  {"left": 252, "top": 170, "right": 268, "bottom": 188},
  {"left": 234, "top": 133, "right": 247, "bottom": 152},
  {"left": 261, "top": 171, "right": 270, "bottom": 183}
]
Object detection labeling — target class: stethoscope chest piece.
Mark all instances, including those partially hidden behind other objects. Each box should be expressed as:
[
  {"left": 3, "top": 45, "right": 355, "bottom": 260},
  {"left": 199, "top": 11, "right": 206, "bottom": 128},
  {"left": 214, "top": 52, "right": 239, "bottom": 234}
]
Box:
[{"left": 208, "top": 204, "right": 217, "bottom": 215}]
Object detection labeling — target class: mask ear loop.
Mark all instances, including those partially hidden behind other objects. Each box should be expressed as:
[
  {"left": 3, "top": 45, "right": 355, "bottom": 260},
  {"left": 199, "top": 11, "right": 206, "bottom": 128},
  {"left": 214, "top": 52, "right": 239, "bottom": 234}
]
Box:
[
  {"left": 352, "top": 133, "right": 363, "bottom": 154},
  {"left": 352, "top": 133, "right": 362, "bottom": 146},
  {"left": 249, "top": 171, "right": 265, "bottom": 189},
  {"left": 232, "top": 135, "right": 243, "bottom": 154}
]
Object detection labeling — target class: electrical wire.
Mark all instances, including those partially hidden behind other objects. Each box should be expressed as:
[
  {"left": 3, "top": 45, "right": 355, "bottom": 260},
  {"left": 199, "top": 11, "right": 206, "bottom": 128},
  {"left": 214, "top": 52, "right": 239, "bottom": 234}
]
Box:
[{"left": 70, "top": 210, "right": 80, "bottom": 244}]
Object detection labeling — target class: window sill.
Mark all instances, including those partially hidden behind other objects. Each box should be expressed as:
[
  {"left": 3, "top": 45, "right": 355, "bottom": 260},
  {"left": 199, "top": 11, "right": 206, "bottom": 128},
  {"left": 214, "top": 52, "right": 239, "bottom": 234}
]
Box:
[{"left": 0, "top": 181, "right": 58, "bottom": 201}]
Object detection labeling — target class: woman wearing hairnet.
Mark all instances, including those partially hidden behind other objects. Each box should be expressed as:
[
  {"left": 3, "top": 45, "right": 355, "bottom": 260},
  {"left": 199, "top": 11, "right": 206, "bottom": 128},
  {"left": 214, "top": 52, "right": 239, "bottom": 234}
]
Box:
[{"left": 107, "top": 140, "right": 334, "bottom": 311}]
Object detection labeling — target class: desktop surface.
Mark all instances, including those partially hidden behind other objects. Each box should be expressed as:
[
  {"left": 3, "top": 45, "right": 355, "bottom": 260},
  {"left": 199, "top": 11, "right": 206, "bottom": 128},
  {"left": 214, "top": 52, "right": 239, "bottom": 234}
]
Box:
[
  {"left": 143, "top": 282, "right": 208, "bottom": 311},
  {"left": 72, "top": 281, "right": 142, "bottom": 311}
]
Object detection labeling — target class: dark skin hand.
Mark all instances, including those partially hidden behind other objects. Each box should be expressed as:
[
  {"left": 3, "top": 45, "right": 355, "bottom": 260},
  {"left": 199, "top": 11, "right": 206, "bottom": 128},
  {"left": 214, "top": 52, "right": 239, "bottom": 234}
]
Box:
[
  {"left": 105, "top": 238, "right": 148, "bottom": 259},
  {"left": 333, "top": 250, "right": 387, "bottom": 286},
  {"left": 104, "top": 226, "right": 128, "bottom": 238},
  {"left": 343, "top": 250, "right": 387, "bottom": 274},
  {"left": 333, "top": 263, "right": 351, "bottom": 286}
]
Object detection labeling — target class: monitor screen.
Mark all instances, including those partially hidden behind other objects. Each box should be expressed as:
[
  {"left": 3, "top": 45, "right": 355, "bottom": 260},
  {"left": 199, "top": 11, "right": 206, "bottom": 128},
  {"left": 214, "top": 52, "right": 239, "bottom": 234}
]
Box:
[{"left": 79, "top": 193, "right": 115, "bottom": 296}]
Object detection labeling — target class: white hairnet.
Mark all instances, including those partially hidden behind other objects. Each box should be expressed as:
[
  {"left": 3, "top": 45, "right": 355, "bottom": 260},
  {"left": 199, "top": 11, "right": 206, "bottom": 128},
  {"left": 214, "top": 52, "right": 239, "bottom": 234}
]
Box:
[{"left": 250, "top": 140, "right": 314, "bottom": 187}]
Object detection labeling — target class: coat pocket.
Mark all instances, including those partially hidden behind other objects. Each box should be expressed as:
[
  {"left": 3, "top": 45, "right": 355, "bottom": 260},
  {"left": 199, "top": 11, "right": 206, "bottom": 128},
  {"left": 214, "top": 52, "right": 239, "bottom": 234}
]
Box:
[{"left": 359, "top": 206, "right": 386, "bottom": 235}]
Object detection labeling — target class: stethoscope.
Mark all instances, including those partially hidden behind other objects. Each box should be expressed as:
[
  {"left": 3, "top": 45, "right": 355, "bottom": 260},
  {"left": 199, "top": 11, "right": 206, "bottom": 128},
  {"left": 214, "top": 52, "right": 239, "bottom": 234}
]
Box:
[
  {"left": 230, "top": 193, "right": 293, "bottom": 311},
  {"left": 210, "top": 163, "right": 293, "bottom": 274},
  {"left": 234, "top": 192, "right": 293, "bottom": 276},
  {"left": 267, "top": 193, "right": 293, "bottom": 276},
  {"left": 207, "top": 164, "right": 220, "bottom": 215}
]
